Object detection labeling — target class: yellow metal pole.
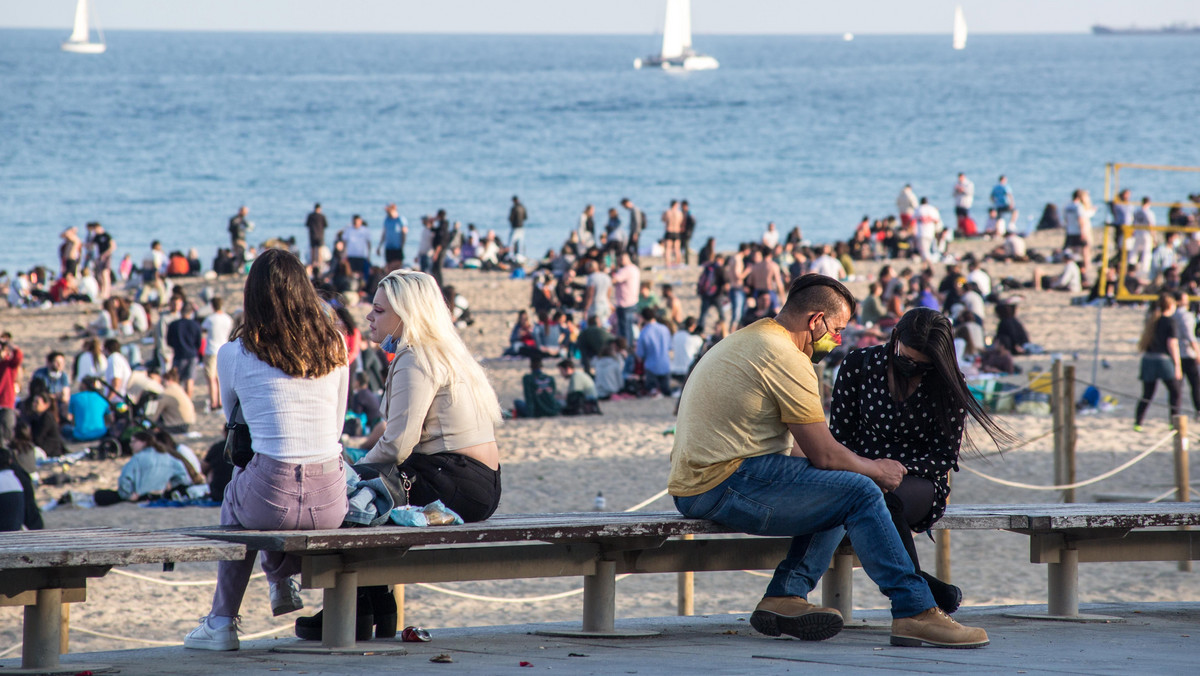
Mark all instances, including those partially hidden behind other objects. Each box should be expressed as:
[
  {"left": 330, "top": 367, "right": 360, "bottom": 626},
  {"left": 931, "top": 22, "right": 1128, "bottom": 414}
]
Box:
[{"left": 1104, "top": 163, "right": 1112, "bottom": 203}]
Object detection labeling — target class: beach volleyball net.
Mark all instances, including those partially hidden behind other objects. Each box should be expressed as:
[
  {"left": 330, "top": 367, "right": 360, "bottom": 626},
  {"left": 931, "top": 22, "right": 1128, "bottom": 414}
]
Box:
[{"left": 1099, "top": 162, "right": 1200, "bottom": 301}]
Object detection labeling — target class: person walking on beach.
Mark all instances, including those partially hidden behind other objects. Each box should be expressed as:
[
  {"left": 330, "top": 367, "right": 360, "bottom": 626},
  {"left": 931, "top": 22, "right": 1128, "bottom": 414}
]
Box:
[
  {"left": 745, "top": 247, "right": 785, "bottom": 309},
  {"left": 184, "top": 250, "right": 349, "bottom": 651},
  {"left": 508, "top": 196, "right": 527, "bottom": 258},
  {"left": 59, "top": 226, "right": 84, "bottom": 277},
  {"left": 680, "top": 200, "right": 696, "bottom": 265},
  {"left": 1062, "top": 189, "right": 1095, "bottom": 276},
  {"left": 0, "top": 335, "right": 23, "bottom": 410},
  {"left": 305, "top": 203, "right": 328, "bottom": 273},
  {"left": 669, "top": 274, "right": 989, "bottom": 648},
  {"left": 228, "top": 206, "right": 251, "bottom": 266},
  {"left": 621, "top": 198, "right": 646, "bottom": 264},
  {"left": 897, "top": 185, "right": 918, "bottom": 229},
  {"left": 342, "top": 215, "right": 372, "bottom": 280},
  {"left": 85, "top": 221, "right": 116, "bottom": 299},
  {"left": 1135, "top": 293, "right": 1183, "bottom": 432},
  {"left": 378, "top": 203, "right": 408, "bottom": 272},
  {"left": 577, "top": 204, "right": 596, "bottom": 250},
  {"left": 201, "top": 297, "right": 234, "bottom": 412},
  {"left": 166, "top": 303, "right": 202, "bottom": 399},
  {"left": 990, "top": 176, "right": 1015, "bottom": 223},
  {"left": 583, "top": 259, "right": 614, "bottom": 331},
  {"left": 913, "top": 198, "right": 943, "bottom": 262},
  {"left": 611, "top": 252, "right": 640, "bottom": 350},
  {"left": 952, "top": 173, "right": 974, "bottom": 228},
  {"left": 662, "top": 200, "right": 684, "bottom": 268}
]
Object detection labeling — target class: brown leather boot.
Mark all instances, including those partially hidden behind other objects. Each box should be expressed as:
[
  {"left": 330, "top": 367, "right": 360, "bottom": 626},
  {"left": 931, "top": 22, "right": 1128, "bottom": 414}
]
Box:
[
  {"left": 890, "top": 608, "right": 989, "bottom": 648},
  {"left": 749, "top": 596, "right": 843, "bottom": 641}
]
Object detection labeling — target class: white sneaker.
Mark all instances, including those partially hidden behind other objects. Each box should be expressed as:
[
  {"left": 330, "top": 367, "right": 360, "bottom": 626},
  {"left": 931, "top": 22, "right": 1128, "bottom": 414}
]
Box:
[
  {"left": 270, "top": 578, "right": 304, "bottom": 616},
  {"left": 184, "top": 615, "right": 240, "bottom": 651}
]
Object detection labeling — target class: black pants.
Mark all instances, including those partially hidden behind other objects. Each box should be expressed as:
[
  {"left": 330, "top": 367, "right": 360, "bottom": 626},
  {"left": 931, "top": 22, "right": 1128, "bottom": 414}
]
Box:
[
  {"left": 1136, "top": 377, "right": 1182, "bottom": 425},
  {"left": 400, "top": 452, "right": 501, "bottom": 523},
  {"left": 883, "top": 475, "right": 935, "bottom": 571},
  {"left": 1181, "top": 358, "right": 1200, "bottom": 412}
]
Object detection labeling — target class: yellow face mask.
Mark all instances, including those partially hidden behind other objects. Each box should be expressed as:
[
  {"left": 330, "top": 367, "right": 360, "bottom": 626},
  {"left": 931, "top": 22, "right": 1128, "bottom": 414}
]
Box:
[{"left": 810, "top": 317, "right": 842, "bottom": 364}]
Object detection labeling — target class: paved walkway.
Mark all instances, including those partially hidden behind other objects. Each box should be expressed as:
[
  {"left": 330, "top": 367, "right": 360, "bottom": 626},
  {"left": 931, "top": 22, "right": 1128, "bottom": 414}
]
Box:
[{"left": 5, "top": 603, "right": 1197, "bottom": 675}]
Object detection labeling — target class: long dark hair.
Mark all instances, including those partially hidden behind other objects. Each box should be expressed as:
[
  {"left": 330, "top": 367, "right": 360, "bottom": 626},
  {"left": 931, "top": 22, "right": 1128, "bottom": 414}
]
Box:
[
  {"left": 887, "top": 308, "right": 1015, "bottom": 453},
  {"left": 152, "top": 428, "right": 205, "bottom": 485},
  {"left": 231, "top": 249, "right": 346, "bottom": 378}
]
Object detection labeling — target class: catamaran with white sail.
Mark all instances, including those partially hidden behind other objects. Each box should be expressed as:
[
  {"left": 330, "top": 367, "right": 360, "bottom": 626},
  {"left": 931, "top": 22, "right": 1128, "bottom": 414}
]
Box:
[
  {"left": 634, "top": 0, "right": 718, "bottom": 71},
  {"left": 62, "top": 0, "right": 106, "bottom": 54}
]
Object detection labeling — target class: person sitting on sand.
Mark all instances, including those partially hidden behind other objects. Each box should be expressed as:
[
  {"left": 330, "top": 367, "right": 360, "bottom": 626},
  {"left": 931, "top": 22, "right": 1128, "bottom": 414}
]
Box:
[
  {"left": 670, "top": 274, "right": 990, "bottom": 648},
  {"left": 1029, "top": 251, "right": 1083, "bottom": 292},
  {"left": 0, "top": 441, "right": 42, "bottom": 532},
  {"left": 514, "top": 354, "right": 560, "bottom": 418},
  {"left": 558, "top": 358, "right": 600, "bottom": 415},
  {"left": 92, "top": 430, "right": 194, "bottom": 506},
  {"left": 592, "top": 340, "right": 626, "bottom": 400},
  {"left": 63, "top": 377, "right": 110, "bottom": 442},
  {"left": 831, "top": 308, "right": 1015, "bottom": 616}
]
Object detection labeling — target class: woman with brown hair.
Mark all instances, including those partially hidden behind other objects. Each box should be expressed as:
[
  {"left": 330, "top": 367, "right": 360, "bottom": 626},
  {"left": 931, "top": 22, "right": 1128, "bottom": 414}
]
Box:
[
  {"left": 1134, "top": 293, "right": 1183, "bottom": 432},
  {"left": 185, "top": 249, "right": 350, "bottom": 651}
]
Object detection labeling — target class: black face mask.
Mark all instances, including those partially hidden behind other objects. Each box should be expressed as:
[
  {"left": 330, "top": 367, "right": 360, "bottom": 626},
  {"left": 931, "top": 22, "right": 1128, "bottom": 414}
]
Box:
[{"left": 893, "top": 352, "right": 934, "bottom": 379}]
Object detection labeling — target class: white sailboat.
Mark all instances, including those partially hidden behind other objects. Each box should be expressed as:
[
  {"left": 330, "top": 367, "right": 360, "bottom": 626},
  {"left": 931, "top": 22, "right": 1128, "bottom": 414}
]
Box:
[
  {"left": 952, "top": 5, "right": 968, "bottom": 50},
  {"left": 61, "top": 0, "right": 106, "bottom": 54},
  {"left": 634, "top": 0, "right": 718, "bottom": 71}
]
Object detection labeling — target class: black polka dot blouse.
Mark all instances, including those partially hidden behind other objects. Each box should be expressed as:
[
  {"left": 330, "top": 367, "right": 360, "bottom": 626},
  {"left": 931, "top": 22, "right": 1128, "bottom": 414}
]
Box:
[{"left": 828, "top": 344, "right": 964, "bottom": 531}]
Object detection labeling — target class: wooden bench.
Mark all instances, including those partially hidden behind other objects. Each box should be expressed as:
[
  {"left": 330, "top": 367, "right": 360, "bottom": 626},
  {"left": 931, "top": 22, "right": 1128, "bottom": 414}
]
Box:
[
  {"left": 821, "top": 503, "right": 1200, "bottom": 622},
  {"left": 0, "top": 527, "right": 246, "bottom": 674},
  {"left": 183, "top": 512, "right": 794, "bottom": 650}
]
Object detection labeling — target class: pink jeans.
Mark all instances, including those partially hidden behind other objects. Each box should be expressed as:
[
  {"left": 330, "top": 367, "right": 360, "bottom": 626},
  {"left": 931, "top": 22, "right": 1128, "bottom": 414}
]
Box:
[{"left": 210, "top": 453, "right": 347, "bottom": 617}]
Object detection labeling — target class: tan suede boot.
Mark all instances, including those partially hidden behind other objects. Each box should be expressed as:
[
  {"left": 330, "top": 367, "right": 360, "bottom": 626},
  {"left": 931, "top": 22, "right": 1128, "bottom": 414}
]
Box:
[
  {"left": 749, "top": 596, "right": 844, "bottom": 641},
  {"left": 890, "top": 608, "right": 989, "bottom": 648}
]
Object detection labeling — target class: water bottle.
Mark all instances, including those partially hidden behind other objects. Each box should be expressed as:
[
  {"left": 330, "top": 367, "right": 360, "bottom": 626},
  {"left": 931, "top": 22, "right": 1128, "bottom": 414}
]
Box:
[{"left": 594, "top": 491, "right": 606, "bottom": 511}]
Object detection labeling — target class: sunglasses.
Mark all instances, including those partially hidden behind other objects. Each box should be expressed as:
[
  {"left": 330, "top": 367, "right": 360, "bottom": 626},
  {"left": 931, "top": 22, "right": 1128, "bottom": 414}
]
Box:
[{"left": 894, "top": 352, "right": 935, "bottom": 374}]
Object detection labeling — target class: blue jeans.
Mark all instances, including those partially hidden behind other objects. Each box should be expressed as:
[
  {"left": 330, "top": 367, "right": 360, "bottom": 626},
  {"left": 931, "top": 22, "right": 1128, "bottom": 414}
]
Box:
[
  {"left": 673, "top": 453, "right": 933, "bottom": 619},
  {"left": 615, "top": 305, "right": 637, "bottom": 347},
  {"left": 728, "top": 288, "right": 747, "bottom": 328}
]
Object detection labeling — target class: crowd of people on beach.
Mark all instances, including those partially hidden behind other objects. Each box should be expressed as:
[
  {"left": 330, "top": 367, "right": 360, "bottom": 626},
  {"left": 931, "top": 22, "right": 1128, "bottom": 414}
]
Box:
[{"left": 7, "top": 178, "right": 1200, "bottom": 652}]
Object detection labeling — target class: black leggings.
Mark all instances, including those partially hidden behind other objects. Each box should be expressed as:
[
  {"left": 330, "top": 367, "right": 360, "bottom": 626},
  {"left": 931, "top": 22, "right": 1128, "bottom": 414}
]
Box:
[
  {"left": 400, "top": 452, "right": 501, "bottom": 523},
  {"left": 883, "top": 475, "right": 936, "bottom": 571},
  {"left": 1136, "top": 378, "right": 1181, "bottom": 425}
]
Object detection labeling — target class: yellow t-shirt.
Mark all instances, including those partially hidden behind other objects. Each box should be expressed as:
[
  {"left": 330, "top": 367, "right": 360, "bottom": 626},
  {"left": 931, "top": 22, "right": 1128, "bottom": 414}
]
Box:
[{"left": 668, "top": 318, "right": 827, "bottom": 496}]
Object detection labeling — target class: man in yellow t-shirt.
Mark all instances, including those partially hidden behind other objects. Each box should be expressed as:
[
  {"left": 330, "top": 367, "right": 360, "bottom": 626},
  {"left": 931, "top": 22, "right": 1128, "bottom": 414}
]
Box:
[{"left": 670, "top": 274, "right": 989, "bottom": 649}]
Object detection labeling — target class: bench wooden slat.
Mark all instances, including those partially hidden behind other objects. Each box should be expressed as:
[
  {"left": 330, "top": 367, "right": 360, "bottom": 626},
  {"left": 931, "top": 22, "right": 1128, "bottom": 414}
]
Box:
[
  {"left": 177, "top": 512, "right": 737, "bottom": 552},
  {"left": 0, "top": 527, "right": 247, "bottom": 569}
]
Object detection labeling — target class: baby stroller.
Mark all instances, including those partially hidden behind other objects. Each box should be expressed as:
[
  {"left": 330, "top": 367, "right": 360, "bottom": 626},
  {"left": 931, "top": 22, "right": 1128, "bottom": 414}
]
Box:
[{"left": 84, "top": 376, "right": 160, "bottom": 459}]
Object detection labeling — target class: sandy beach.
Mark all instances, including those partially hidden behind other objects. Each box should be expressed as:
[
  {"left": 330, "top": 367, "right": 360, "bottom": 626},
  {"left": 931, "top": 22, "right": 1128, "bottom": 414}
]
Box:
[{"left": 2, "top": 229, "right": 1197, "bottom": 656}]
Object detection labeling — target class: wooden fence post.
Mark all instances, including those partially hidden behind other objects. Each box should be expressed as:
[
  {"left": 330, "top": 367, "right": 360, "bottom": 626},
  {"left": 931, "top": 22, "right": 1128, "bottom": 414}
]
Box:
[
  {"left": 1063, "top": 365, "right": 1077, "bottom": 503},
  {"left": 1174, "top": 415, "right": 1191, "bottom": 572},
  {"left": 1051, "top": 360, "right": 1067, "bottom": 503}
]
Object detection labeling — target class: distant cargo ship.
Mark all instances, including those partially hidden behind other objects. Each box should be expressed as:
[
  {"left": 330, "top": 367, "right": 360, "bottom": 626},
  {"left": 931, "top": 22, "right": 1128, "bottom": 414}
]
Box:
[{"left": 1093, "top": 22, "right": 1200, "bottom": 35}]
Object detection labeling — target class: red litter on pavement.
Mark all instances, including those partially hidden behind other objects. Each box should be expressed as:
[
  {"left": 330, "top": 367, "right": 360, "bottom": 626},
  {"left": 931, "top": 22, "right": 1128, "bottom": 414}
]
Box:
[
  {"left": 519, "top": 661, "right": 533, "bottom": 667},
  {"left": 402, "top": 626, "right": 432, "bottom": 642}
]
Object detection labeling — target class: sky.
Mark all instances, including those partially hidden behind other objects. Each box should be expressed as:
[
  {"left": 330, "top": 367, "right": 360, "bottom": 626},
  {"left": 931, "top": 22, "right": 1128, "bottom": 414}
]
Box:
[{"left": 3, "top": 0, "right": 1198, "bottom": 35}]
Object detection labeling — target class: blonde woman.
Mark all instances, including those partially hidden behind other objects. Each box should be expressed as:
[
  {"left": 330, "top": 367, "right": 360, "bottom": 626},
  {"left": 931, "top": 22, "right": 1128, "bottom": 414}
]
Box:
[
  {"left": 295, "top": 269, "right": 502, "bottom": 642},
  {"left": 185, "top": 250, "right": 349, "bottom": 651}
]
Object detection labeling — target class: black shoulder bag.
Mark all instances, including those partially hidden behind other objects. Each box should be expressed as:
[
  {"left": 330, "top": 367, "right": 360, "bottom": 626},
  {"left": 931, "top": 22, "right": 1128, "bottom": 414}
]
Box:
[{"left": 224, "top": 400, "right": 254, "bottom": 468}]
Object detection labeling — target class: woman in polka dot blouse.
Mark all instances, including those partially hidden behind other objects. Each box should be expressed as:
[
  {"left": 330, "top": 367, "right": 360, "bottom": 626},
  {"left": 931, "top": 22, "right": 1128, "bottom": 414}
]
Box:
[{"left": 829, "top": 307, "right": 1014, "bottom": 614}]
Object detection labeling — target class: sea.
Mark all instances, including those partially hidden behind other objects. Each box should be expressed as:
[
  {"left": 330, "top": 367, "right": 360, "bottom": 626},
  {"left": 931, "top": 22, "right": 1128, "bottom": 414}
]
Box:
[{"left": 2, "top": 30, "right": 1199, "bottom": 276}]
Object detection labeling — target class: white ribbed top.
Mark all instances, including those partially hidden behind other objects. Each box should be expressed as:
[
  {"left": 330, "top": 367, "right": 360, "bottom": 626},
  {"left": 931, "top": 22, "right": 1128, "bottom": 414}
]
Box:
[{"left": 218, "top": 339, "right": 348, "bottom": 464}]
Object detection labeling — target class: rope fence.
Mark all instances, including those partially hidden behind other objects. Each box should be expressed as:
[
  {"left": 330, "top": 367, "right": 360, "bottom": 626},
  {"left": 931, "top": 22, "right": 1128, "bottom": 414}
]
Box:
[{"left": 958, "top": 430, "right": 1177, "bottom": 491}]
